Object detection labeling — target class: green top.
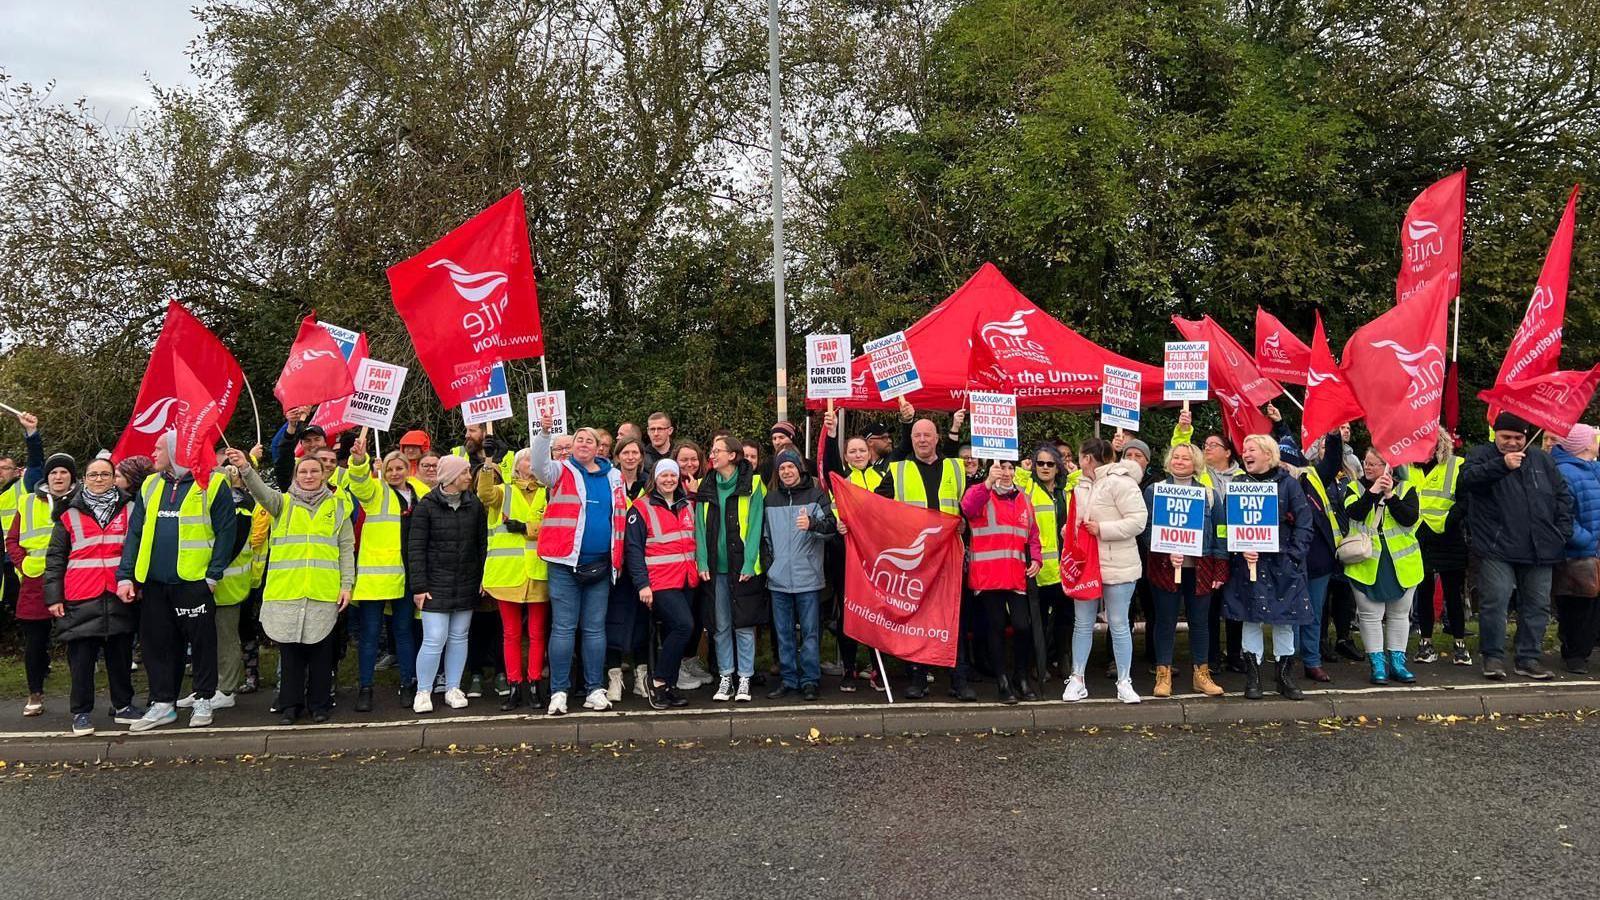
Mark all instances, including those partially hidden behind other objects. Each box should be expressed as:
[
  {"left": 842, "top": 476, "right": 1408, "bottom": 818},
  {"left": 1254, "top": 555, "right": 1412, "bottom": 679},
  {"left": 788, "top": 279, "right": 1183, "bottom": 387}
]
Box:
[{"left": 694, "top": 468, "right": 766, "bottom": 577}]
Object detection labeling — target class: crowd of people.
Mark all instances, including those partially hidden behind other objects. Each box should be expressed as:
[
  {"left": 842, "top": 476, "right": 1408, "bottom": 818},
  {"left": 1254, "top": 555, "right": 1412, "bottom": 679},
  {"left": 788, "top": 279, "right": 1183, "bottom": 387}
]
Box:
[{"left": 0, "top": 395, "right": 1594, "bottom": 736}]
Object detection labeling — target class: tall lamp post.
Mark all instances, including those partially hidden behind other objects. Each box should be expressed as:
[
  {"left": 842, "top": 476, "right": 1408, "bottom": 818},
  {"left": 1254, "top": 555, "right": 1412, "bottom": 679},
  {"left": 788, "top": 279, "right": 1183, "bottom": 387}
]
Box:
[{"left": 767, "top": 0, "right": 788, "bottom": 422}]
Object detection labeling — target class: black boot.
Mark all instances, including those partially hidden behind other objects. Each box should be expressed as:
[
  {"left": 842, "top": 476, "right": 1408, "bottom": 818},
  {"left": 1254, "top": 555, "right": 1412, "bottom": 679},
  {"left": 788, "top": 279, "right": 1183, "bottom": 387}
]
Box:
[
  {"left": 355, "top": 686, "right": 373, "bottom": 713},
  {"left": 997, "top": 674, "right": 1019, "bottom": 705},
  {"left": 500, "top": 683, "right": 524, "bottom": 712},
  {"left": 1015, "top": 674, "right": 1038, "bottom": 702},
  {"left": 949, "top": 674, "right": 978, "bottom": 702},
  {"left": 528, "top": 679, "right": 546, "bottom": 710},
  {"left": 904, "top": 665, "right": 927, "bottom": 700},
  {"left": 1243, "top": 652, "right": 1263, "bottom": 700},
  {"left": 1275, "top": 657, "right": 1304, "bottom": 700},
  {"left": 398, "top": 678, "right": 418, "bottom": 706}
]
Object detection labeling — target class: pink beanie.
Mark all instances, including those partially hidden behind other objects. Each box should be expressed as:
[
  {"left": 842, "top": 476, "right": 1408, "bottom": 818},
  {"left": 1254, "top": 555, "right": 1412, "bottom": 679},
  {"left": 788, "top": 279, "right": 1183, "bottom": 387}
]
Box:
[{"left": 1560, "top": 424, "right": 1598, "bottom": 454}]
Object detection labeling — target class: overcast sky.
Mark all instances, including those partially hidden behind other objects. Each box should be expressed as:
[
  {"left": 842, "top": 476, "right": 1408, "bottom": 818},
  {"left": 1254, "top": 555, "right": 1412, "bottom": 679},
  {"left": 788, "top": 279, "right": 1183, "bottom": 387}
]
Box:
[{"left": 0, "top": 2, "right": 201, "bottom": 123}]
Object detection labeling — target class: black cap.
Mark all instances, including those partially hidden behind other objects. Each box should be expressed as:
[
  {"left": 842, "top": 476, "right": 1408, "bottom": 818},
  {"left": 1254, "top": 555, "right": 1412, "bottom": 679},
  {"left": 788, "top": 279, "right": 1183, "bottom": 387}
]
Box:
[
  {"left": 862, "top": 423, "right": 891, "bottom": 439},
  {"left": 1492, "top": 411, "right": 1536, "bottom": 438},
  {"left": 298, "top": 424, "right": 328, "bottom": 441}
]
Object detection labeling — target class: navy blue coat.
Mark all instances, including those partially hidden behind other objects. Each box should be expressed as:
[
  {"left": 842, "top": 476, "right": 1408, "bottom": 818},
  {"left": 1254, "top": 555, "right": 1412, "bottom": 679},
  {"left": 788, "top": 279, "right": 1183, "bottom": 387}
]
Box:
[{"left": 1222, "top": 468, "right": 1315, "bottom": 626}]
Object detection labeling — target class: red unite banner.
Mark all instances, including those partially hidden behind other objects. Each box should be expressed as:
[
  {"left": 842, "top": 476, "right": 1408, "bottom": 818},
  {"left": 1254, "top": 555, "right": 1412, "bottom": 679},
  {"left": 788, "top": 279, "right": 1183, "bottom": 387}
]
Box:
[{"left": 830, "top": 475, "right": 964, "bottom": 667}]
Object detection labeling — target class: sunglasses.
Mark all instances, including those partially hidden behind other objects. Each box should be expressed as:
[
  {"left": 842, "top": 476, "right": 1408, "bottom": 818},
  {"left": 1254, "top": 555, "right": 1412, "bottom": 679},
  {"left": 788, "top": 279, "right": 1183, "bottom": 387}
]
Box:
[{"left": 1033, "top": 460, "right": 1056, "bottom": 468}]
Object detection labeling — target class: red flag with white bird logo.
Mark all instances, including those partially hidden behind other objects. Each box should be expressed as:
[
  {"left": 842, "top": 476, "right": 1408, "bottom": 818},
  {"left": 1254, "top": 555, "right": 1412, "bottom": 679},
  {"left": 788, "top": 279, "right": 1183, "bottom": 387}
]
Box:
[
  {"left": 1477, "top": 366, "right": 1600, "bottom": 440},
  {"left": 273, "top": 313, "right": 357, "bottom": 409},
  {"left": 1492, "top": 185, "right": 1580, "bottom": 397},
  {"left": 1340, "top": 277, "right": 1451, "bottom": 466},
  {"left": 1300, "top": 313, "right": 1364, "bottom": 447},
  {"left": 386, "top": 189, "right": 544, "bottom": 409},
  {"left": 1396, "top": 170, "right": 1466, "bottom": 304},
  {"left": 1253, "top": 307, "right": 1312, "bottom": 386}
]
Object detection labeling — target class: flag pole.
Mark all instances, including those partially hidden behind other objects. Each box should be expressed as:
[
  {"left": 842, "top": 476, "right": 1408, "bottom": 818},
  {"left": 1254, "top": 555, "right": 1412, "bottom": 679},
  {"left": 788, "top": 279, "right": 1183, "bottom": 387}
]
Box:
[
  {"left": 875, "top": 649, "right": 895, "bottom": 704},
  {"left": 1281, "top": 387, "right": 1305, "bottom": 411},
  {"left": 240, "top": 373, "right": 263, "bottom": 449},
  {"left": 540, "top": 355, "right": 550, "bottom": 393}
]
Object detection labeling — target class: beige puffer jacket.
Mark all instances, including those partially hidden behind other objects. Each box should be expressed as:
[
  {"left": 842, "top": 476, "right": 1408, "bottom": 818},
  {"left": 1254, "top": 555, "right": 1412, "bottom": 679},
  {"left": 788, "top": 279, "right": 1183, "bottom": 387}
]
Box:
[{"left": 1074, "top": 460, "right": 1149, "bottom": 585}]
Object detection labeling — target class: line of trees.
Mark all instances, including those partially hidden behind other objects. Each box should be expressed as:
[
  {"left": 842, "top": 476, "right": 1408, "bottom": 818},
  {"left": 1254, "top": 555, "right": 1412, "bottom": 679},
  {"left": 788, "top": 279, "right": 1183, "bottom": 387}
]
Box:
[{"left": 0, "top": 0, "right": 1596, "bottom": 460}]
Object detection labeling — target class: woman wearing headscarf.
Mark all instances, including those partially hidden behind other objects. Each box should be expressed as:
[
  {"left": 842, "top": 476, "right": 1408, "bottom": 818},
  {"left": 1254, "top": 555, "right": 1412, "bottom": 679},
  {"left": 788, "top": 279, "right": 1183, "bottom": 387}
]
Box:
[
  {"left": 345, "top": 438, "right": 420, "bottom": 710},
  {"left": 406, "top": 454, "right": 488, "bottom": 713},
  {"left": 476, "top": 448, "right": 550, "bottom": 711},
  {"left": 1222, "top": 434, "right": 1315, "bottom": 700},
  {"left": 44, "top": 456, "right": 140, "bottom": 735},
  {"left": 7, "top": 437, "right": 74, "bottom": 717},
  {"left": 225, "top": 447, "right": 354, "bottom": 724},
  {"left": 115, "top": 456, "right": 155, "bottom": 495},
  {"left": 624, "top": 459, "right": 697, "bottom": 707}
]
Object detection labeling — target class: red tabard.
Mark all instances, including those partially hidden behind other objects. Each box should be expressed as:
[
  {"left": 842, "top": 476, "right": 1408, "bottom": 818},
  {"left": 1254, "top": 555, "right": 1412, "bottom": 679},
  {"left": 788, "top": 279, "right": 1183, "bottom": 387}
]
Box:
[
  {"left": 634, "top": 497, "right": 698, "bottom": 591},
  {"left": 967, "top": 494, "right": 1031, "bottom": 593},
  {"left": 61, "top": 506, "right": 130, "bottom": 601},
  {"left": 537, "top": 462, "right": 626, "bottom": 570}
]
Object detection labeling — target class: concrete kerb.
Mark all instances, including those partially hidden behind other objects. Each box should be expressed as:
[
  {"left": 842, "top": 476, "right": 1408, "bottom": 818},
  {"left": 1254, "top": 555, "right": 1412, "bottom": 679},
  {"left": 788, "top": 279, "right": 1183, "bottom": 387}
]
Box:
[{"left": 2, "top": 681, "right": 1598, "bottom": 764}]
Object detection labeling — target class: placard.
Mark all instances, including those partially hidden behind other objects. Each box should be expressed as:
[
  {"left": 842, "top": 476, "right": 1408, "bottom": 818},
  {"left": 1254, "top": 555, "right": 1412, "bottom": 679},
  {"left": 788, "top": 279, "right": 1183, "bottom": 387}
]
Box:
[
  {"left": 1100, "top": 364, "right": 1142, "bottom": 430},
  {"left": 317, "top": 321, "right": 361, "bottom": 359},
  {"left": 343, "top": 359, "right": 408, "bottom": 431},
  {"left": 1150, "top": 483, "right": 1207, "bottom": 556},
  {"left": 864, "top": 331, "right": 922, "bottom": 400},
  {"left": 460, "top": 362, "right": 512, "bottom": 426},
  {"left": 527, "top": 390, "right": 569, "bottom": 437},
  {"left": 806, "top": 334, "right": 853, "bottom": 400},
  {"left": 968, "top": 391, "right": 1018, "bottom": 461},
  {"left": 1226, "top": 481, "right": 1280, "bottom": 553},
  {"left": 1164, "top": 341, "right": 1210, "bottom": 401}
]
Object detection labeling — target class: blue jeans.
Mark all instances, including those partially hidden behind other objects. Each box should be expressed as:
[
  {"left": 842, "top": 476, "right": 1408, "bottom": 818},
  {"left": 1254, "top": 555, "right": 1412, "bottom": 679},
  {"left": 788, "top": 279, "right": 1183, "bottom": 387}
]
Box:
[
  {"left": 548, "top": 563, "right": 611, "bottom": 696},
  {"left": 357, "top": 599, "right": 415, "bottom": 687},
  {"left": 1477, "top": 559, "right": 1553, "bottom": 665},
  {"left": 416, "top": 610, "right": 471, "bottom": 692},
  {"left": 771, "top": 589, "right": 821, "bottom": 688},
  {"left": 1297, "top": 575, "right": 1332, "bottom": 668},
  {"left": 1242, "top": 621, "right": 1294, "bottom": 659},
  {"left": 1073, "top": 581, "right": 1135, "bottom": 681},
  {"left": 712, "top": 574, "right": 757, "bottom": 677},
  {"left": 1151, "top": 581, "right": 1210, "bottom": 667}
]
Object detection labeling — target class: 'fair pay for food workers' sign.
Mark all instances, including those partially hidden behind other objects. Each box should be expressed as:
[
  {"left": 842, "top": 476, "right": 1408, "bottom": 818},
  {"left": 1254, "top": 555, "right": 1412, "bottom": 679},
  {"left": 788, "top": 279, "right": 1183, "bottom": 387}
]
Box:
[
  {"left": 864, "top": 331, "right": 922, "bottom": 400},
  {"left": 1226, "top": 481, "right": 1280, "bottom": 552},
  {"left": 1150, "top": 483, "right": 1207, "bottom": 556},
  {"left": 806, "top": 334, "right": 853, "bottom": 400},
  {"left": 968, "top": 391, "right": 1018, "bottom": 461},
  {"left": 1164, "top": 341, "right": 1210, "bottom": 401},
  {"left": 527, "top": 390, "right": 568, "bottom": 436},
  {"left": 342, "top": 359, "right": 408, "bottom": 431},
  {"left": 1100, "top": 364, "right": 1141, "bottom": 431}
]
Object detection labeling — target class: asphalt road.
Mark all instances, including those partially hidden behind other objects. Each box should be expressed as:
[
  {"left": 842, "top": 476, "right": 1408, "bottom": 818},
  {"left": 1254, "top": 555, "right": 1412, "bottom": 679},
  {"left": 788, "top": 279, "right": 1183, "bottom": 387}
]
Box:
[{"left": 1, "top": 716, "right": 1596, "bottom": 898}]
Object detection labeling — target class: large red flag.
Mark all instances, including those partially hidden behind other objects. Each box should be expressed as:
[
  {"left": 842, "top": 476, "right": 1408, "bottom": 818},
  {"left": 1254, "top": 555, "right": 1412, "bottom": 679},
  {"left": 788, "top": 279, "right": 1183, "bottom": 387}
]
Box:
[
  {"left": 1253, "top": 308, "right": 1312, "bottom": 386},
  {"left": 114, "top": 302, "right": 245, "bottom": 469},
  {"left": 308, "top": 329, "right": 370, "bottom": 438},
  {"left": 1300, "top": 312, "right": 1364, "bottom": 446},
  {"left": 1340, "top": 278, "right": 1452, "bottom": 466},
  {"left": 1173, "top": 315, "right": 1275, "bottom": 448},
  {"left": 829, "top": 474, "right": 964, "bottom": 667},
  {"left": 1477, "top": 365, "right": 1600, "bottom": 439},
  {"left": 387, "top": 189, "right": 544, "bottom": 409},
  {"left": 1493, "top": 185, "right": 1580, "bottom": 393},
  {"left": 170, "top": 354, "right": 227, "bottom": 486},
  {"left": 274, "top": 313, "right": 357, "bottom": 409},
  {"left": 1396, "top": 170, "right": 1467, "bottom": 304}
]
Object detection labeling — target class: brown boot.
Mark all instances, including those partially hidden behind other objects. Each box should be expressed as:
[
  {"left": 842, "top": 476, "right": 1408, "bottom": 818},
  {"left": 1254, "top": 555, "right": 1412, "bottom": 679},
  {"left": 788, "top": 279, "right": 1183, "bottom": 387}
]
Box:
[
  {"left": 1192, "top": 664, "right": 1224, "bottom": 697},
  {"left": 1154, "top": 666, "right": 1172, "bottom": 698}
]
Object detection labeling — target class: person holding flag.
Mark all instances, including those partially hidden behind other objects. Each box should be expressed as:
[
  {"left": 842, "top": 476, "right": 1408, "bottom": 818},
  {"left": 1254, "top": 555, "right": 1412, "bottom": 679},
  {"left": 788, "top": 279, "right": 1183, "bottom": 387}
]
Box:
[
  {"left": 475, "top": 448, "right": 552, "bottom": 712},
  {"left": 117, "top": 431, "right": 237, "bottom": 731},
  {"left": 452, "top": 422, "right": 515, "bottom": 484},
  {"left": 1462, "top": 413, "right": 1574, "bottom": 680},
  {"left": 0, "top": 411, "right": 46, "bottom": 716},
  {"left": 1342, "top": 447, "right": 1424, "bottom": 685},
  {"left": 822, "top": 411, "right": 896, "bottom": 694}
]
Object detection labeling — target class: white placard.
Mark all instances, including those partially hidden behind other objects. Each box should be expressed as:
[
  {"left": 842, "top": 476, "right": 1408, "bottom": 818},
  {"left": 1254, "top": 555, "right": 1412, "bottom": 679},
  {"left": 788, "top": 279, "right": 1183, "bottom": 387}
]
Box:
[
  {"left": 864, "top": 331, "right": 923, "bottom": 400},
  {"left": 527, "top": 390, "right": 569, "bottom": 437},
  {"left": 1100, "top": 364, "right": 1141, "bottom": 430},
  {"left": 460, "top": 363, "right": 512, "bottom": 426},
  {"left": 806, "top": 334, "right": 853, "bottom": 400},
  {"left": 342, "top": 359, "right": 408, "bottom": 431},
  {"left": 1164, "top": 341, "right": 1210, "bottom": 401},
  {"left": 968, "top": 391, "right": 1018, "bottom": 461}
]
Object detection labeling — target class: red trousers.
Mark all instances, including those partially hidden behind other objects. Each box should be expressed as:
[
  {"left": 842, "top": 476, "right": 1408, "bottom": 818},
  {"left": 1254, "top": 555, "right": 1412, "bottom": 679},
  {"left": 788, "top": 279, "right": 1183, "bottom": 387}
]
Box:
[{"left": 498, "top": 600, "right": 551, "bottom": 683}]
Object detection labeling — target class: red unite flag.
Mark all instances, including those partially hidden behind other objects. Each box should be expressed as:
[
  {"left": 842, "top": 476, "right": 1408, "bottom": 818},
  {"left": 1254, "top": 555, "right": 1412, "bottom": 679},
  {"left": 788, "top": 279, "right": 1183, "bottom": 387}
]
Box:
[
  {"left": 1253, "top": 307, "right": 1312, "bottom": 386},
  {"left": 830, "top": 475, "right": 964, "bottom": 667},
  {"left": 1340, "top": 277, "right": 1452, "bottom": 466},
  {"left": 1492, "top": 185, "right": 1580, "bottom": 402},
  {"left": 114, "top": 302, "right": 244, "bottom": 484},
  {"left": 273, "top": 313, "right": 357, "bottom": 409},
  {"left": 1300, "top": 312, "right": 1364, "bottom": 447},
  {"left": 1477, "top": 365, "right": 1600, "bottom": 440},
  {"left": 1397, "top": 170, "right": 1467, "bottom": 304},
  {"left": 387, "top": 189, "right": 544, "bottom": 409}
]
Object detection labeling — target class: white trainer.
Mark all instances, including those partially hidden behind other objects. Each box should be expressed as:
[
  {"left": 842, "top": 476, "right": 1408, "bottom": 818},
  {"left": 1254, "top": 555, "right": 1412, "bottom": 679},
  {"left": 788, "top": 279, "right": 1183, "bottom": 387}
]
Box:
[
  {"left": 547, "top": 691, "right": 568, "bottom": 716},
  {"left": 734, "top": 676, "right": 752, "bottom": 703},
  {"left": 606, "top": 667, "right": 624, "bottom": 702},
  {"left": 413, "top": 691, "right": 433, "bottom": 714},
  {"left": 1115, "top": 679, "right": 1142, "bottom": 705},
  {"left": 633, "top": 667, "right": 651, "bottom": 700},
  {"left": 711, "top": 676, "right": 733, "bottom": 702},
  {"left": 583, "top": 689, "right": 611, "bottom": 711},
  {"left": 175, "top": 692, "right": 198, "bottom": 709},
  {"left": 188, "top": 698, "right": 214, "bottom": 727},
  {"left": 444, "top": 688, "right": 469, "bottom": 709},
  {"left": 1062, "top": 676, "right": 1088, "bottom": 702},
  {"left": 210, "top": 692, "right": 236, "bottom": 710}
]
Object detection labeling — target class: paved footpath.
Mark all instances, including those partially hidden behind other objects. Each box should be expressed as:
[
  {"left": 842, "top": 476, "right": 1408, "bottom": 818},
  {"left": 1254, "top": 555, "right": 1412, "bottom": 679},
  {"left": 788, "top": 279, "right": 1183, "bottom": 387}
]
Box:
[
  {"left": 3, "top": 653, "right": 1598, "bottom": 763},
  {"left": 0, "top": 714, "right": 1597, "bottom": 898}
]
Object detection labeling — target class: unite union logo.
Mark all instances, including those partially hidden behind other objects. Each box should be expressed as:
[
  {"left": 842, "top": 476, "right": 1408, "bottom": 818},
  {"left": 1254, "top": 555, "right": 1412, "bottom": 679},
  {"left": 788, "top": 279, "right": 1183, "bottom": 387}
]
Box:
[
  {"left": 1371, "top": 339, "right": 1445, "bottom": 400},
  {"left": 429, "top": 259, "right": 509, "bottom": 303},
  {"left": 130, "top": 397, "right": 189, "bottom": 435},
  {"left": 979, "top": 309, "right": 1051, "bottom": 365}
]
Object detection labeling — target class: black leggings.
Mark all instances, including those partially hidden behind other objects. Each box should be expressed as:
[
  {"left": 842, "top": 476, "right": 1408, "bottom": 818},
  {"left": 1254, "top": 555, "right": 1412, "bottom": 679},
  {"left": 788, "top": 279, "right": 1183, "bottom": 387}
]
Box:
[
  {"left": 1415, "top": 569, "right": 1467, "bottom": 640},
  {"left": 20, "top": 618, "right": 51, "bottom": 694},
  {"left": 278, "top": 634, "right": 335, "bottom": 715},
  {"left": 977, "top": 590, "right": 1033, "bottom": 680}
]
